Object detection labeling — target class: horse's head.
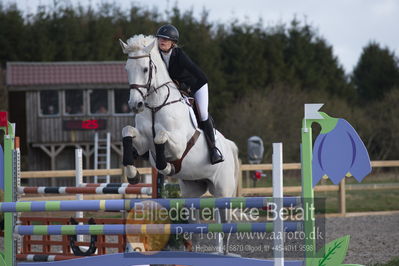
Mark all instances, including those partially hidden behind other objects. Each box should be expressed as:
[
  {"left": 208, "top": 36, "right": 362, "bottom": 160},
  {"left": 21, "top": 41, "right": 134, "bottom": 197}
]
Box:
[{"left": 119, "top": 35, "right": 157, "bottom": 113}]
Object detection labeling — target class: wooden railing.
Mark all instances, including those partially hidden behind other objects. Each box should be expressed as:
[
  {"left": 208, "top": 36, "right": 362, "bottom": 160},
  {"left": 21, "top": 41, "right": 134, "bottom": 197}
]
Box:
[{"left": 238, "top": 160, "right": 399, "bottom": 216}]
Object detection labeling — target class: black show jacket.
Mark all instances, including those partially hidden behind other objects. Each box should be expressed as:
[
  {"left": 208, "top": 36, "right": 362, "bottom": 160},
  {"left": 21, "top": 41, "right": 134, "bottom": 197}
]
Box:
[{"left": 161, "top": 47, "right": 208, "bottom": 93}]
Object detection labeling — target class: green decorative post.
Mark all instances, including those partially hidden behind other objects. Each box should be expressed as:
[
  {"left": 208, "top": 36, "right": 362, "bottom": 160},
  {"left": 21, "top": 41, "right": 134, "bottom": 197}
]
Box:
[
  {"left": 1, "top": 113, "right": 15, "bottom": 266},
  {"left": 301, "top": 104, "right": 338, "bottom": 265}
]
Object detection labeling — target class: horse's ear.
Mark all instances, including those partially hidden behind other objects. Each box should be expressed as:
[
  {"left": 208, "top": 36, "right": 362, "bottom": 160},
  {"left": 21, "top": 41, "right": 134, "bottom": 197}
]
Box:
[
  {"left": 119, "top": 39, "right": 129, "bottom": 54},
  {"left": 144, "top": 40, "right": 156, "bottom": 54}
]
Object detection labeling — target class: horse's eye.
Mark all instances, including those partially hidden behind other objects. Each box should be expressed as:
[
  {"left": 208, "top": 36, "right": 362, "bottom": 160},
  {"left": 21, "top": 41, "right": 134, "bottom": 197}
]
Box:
[{"left": 143, "top": 67, "right": 148, "bottom": 73}]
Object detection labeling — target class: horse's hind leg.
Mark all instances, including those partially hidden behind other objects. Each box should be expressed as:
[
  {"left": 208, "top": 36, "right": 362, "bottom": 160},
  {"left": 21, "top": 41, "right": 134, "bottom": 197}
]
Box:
[
  {"left": 178, "top": 180, "right": 208, "bottom": 252},
  {"left": 207, "top": 179, "right": 238, "bottom": 255}
]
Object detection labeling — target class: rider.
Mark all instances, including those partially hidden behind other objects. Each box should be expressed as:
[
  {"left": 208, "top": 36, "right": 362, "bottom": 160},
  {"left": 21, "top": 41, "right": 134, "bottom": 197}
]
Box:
[{"left": 156, "top": 24, "right": 224, "bottom": 165}]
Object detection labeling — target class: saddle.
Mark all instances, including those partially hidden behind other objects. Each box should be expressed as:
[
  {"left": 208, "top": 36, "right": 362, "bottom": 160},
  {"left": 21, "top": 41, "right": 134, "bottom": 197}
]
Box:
[{"left": 178, "top": 89, "right": 201, "bottom": 127}]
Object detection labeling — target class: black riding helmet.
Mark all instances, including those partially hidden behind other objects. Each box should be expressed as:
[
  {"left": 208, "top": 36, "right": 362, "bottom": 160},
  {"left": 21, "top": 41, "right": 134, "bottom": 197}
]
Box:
[{"left": 156, "top": 24, "right": 179, "bottom": 42}]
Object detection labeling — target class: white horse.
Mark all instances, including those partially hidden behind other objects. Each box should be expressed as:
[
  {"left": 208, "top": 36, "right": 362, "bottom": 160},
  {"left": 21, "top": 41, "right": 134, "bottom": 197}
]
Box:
[{"left": 119, "top": 35, "right": 239, "bottom": 200}]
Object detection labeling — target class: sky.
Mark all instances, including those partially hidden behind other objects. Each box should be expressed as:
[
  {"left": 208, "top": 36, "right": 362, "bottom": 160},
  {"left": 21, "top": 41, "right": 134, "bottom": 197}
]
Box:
[{"left": 6, "top": 0, "right": 399, "bottom": 74}]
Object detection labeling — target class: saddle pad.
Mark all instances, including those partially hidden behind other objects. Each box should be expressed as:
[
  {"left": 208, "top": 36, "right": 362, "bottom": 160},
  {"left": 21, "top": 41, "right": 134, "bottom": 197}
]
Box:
[{"left": 183, "top": 96, "right": 198, "bottom": 129}]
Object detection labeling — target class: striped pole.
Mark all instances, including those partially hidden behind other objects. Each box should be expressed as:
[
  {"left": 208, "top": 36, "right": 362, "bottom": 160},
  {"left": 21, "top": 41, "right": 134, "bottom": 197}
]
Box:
[
  {"left": 18, "top": 186, "right": 152, "bottom": 195},
  {"left": 16, "top": 254, "right": 83, "bottom": 262},
  {"left": 0, "top": 197, "right": 301, "bottom": 212},
  {"left": 79, "top": 183, "right": 151, "bottom": 188},
  {"left": 15, "top": 222, "right": 301, "bottom": 235}
]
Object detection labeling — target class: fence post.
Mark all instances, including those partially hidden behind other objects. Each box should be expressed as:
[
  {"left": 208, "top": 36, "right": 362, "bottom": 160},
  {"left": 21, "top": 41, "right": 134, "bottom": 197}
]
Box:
[
  {"left": 151, "top": 168, "right": 158, "bottom": 199},
  {"left": 339, "top": 179, "right": 346, "bottom": 216},
  {"left": 245, "top": 170, "right": 250, "bottom": 189},
  {"left": 237, "top": 160, "right": 242, "bottom": 197}
]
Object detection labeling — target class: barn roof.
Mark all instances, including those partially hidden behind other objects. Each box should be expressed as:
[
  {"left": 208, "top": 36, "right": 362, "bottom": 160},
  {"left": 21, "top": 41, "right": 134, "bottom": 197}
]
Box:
[{"left": 6, "top": 61, "right": 127, "bottom": 90}]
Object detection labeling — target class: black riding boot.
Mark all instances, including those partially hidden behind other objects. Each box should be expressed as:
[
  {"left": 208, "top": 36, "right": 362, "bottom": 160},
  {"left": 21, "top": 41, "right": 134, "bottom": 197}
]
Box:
[{"left": 199, "top": 118, "right": 224, "bottom": 165}]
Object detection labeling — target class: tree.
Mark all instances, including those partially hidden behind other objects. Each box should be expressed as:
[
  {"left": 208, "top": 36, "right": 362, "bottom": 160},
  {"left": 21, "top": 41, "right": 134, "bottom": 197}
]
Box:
[
  {"left": 0, "top": 4, "right": 26, "bottom": 66},
  {"left": 283, "top": 20, "right": 353, "bottom": 98},
  {"left": 352, "top": 42, "right": 399, "bottom": 102}
]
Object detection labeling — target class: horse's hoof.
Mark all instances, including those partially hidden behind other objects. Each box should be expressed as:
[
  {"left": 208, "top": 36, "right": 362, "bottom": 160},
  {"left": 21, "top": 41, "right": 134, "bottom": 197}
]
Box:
[
  {"left": 159, "top": 163, "right": 175, "bottom": 176},
  {"left": 125, "top": 166, "right": 140, "bottom": 184},
  {"left": 127, "top": 177, "right": 140, "bottom": 185}
]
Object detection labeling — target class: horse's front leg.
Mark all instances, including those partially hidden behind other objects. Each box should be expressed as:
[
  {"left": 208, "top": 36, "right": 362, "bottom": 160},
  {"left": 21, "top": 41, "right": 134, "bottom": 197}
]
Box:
[
  {"left": 153, "top": 130, "right": 178, "bottom": 176},
  {"left": 122, "top": 126, "right": 148, "bottom": 184}
]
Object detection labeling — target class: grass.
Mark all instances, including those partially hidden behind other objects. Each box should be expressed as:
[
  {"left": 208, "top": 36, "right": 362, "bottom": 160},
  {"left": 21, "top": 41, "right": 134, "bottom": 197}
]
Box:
[
  {"left": 243, "top": 169, "right": 399, "bottom": 187},
  {"left": 315, "top": 190, "right": 399, "bottom": 213},
  {"left": 241, "top": 170, "right": 399, "bottom": 213}
]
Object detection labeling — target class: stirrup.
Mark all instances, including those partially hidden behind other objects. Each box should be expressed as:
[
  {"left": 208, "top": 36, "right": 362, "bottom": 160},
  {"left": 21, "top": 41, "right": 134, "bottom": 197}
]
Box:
[{"left": 210, "top": 147, "right": 224, "bottom": 165}]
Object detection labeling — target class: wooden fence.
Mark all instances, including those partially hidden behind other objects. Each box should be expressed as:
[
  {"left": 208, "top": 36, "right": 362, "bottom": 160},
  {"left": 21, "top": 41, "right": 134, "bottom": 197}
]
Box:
[
  {"left": 238, "top": 160, "right": 399, "bottom": 216},
  {"left": 19, "top": 160, "right": 399, "bottom": 215}
]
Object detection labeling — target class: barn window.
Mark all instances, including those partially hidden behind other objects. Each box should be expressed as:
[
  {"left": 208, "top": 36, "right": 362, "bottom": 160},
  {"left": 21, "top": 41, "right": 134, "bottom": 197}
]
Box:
[
  {"left": 114, "top": 89, "right": 130, "bottom": 114},
  {"left": 65, "top": 90, "right": 84, "bottom": 115},
  {"left": 89, "top": 89, "right": 108, "bottom": 114},
  {"left": 40, "top": 90, "right": 59, "bottom": 115}
]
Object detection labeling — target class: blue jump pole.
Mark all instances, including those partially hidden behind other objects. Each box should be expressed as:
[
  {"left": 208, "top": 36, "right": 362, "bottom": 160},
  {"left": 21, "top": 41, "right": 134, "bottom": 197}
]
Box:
[
  {"left": 15, "top": 222, "right": 301, "bottom": 235},
  {"left": 0, "top": 197, "right": 301, "bottom": 212}
]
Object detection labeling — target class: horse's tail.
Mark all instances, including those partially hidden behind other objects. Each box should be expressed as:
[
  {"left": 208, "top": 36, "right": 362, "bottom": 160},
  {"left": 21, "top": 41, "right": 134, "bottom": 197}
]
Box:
[{"left": 229, "top": 140, "right": 240, "bottom": 197}]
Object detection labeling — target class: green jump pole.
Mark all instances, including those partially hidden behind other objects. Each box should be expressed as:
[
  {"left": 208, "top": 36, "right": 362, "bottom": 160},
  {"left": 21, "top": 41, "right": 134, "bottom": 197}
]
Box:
[
  {"left": 301, "top": 104, "right": 338, "bottom": 265},
  {"left": 1, "top": 120, "right": 15, "bottom": 266},
  {"left": 301, "top": 114, "right": 316, "bottom": 265}
]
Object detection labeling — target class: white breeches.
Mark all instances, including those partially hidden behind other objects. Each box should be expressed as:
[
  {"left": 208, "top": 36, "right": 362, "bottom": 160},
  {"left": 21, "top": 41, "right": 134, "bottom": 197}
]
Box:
[{"left": 194, "top": 83, "right": 209, "bottom": 121}]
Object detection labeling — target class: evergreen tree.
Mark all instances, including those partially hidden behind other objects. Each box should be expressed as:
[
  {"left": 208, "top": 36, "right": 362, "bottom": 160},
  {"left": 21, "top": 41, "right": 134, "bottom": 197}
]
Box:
[
  {"left": 0, "top": 4, "right": 26, "bottom": 66},
  {"left": 352, "top": 42, "right": 399, "bottom": 102},
  {"left": 283, "top": 20, "right": 352, "bottom": 97}
]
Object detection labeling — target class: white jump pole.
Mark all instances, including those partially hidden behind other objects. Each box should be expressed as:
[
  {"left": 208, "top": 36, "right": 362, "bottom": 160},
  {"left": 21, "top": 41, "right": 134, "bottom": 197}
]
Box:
[
  {"left": 273, "top": 143, "right": 284, "bottom": 266},
  {"left": 75, "top": 148, "right": 84, "bottom": 242},
  {"left": 94, "top": 133, "right": 98, "bottom": 183},
  {"left": 106, "top": 132, "right": 111, "bottom": 183}
]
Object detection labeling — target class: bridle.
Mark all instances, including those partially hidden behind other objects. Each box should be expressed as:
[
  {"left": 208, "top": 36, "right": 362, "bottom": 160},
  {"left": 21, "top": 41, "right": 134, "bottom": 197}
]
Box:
[
  {"left": 127, "top": 53, "right": 183, "bottom": 137},
  {"left": 128, "top": 54, "right": 179, "bottom": 110},
  {"left": 128, "top": 54, "right": 154, "bottom": 98}
]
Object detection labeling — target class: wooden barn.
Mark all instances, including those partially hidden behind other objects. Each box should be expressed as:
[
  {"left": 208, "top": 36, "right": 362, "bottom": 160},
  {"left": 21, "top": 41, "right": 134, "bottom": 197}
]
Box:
[{"left": 6, "top": 61, "right": 134, "bottom": 185}]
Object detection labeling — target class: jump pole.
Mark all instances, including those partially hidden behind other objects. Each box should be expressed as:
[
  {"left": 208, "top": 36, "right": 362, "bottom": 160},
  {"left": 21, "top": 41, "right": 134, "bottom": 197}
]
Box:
[
  {"left": 75, "top": 149, "right": 83, "bottom": 242},
  {"left": 0, "top": 112, "right": 16, "bottom": 266},
  {"left": 79, "top": 183, "right": 151, "bottom": 187},
  {"left": 0, "top": 197, "right": 300, "bottom": 212},
  {"left": 17, "top": 187, "right": 153, "bottom": 195},
  {"left": 302, "top": 104, "right": 326, "bottom": 263},
  {"left": 272, "top": 143, "right": 284, "bottom": 266},
  {"left": 14, "top": 222, "right": 301, "bottom": 236}
]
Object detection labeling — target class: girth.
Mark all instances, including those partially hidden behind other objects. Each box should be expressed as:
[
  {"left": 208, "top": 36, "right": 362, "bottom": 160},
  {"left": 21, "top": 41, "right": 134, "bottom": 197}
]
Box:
[{"left": 169, "top": 130, "right": 201, "bottom": 174}]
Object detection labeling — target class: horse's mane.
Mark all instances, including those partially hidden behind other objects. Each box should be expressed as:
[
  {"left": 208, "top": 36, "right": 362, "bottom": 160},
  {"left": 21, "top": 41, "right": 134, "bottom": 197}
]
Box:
[{"left": 125, "top": 35, "right": 156, "bottom": 53}]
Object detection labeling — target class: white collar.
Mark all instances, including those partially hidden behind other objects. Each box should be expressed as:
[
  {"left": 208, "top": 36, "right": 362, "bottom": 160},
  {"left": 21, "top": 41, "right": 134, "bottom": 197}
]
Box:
[{"left": 161, "top": 49, "right": 173, "bottom": 68}]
